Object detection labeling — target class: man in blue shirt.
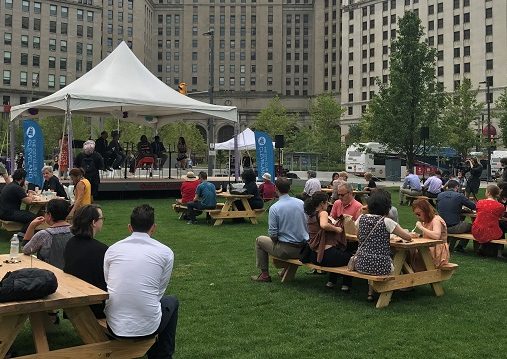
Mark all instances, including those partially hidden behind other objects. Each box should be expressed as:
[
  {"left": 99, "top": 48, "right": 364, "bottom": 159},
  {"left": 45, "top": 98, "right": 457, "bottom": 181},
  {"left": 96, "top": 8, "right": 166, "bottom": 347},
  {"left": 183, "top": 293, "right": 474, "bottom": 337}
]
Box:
[
  {"left": 252, "top": 177, "right": 309, "bottom": 282},
  {"left": 186, "top": 171, "right": 217, "bottom": 224},
  {"left": 399, "top": 169, "right": 422, "bottom": 205}
]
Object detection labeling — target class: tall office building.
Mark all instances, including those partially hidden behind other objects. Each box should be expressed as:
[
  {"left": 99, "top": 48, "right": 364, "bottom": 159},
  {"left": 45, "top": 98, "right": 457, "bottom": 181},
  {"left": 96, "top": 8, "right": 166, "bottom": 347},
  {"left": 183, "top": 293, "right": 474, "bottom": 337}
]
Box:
[{"left": 1, "top": 0, "right": 506, "bottom": 142}]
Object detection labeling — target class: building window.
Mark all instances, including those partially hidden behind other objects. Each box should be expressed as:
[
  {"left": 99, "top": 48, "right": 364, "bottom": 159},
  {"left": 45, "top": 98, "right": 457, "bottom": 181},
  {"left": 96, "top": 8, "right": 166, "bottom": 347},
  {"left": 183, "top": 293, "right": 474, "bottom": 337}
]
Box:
[
  {"left": 486, "top": 59, "right": 493, "bottom": 70},
  {"left": 33, "top": 36, "right": 40, "bottom": 49},
  {"left": 22, "top": 1, "right": 30, "bottom": 12},
  {"left": 3, "top": 51, "right": 11, "bottom": 64},
  {"left": 50, "top": 4, "right": 57, "bottom": 16},
  {"left": 49, "top": 39, "right": 56, "bottom": 51},
  {"left": 21, "top": 35, "right": 29, "bottom": 47},
  {"left": 3, "top": 70, "right": 11, "bottom": 85},
  {"left": 34, "top": 2, "right": 41, "bottom": 14},
  {"left": 49, "top": 56, "right": 55, "bottom": 68},
  {"left": 485, "top": 25, "right": 493, "bottom": 36},
  {"left": 33, "top": 55, "right": 39, "bottom": 67},
  {"left": 20, "top": 53, "right": 28, "bottom": 65},
  {"left": 62, "top": 6, "right": 68, "bottom": 18},
  {"left": 48, "top": 74, "right": 55, "bottom": 89},
  {"left": 486, "top": 42, "right": 493, "bottom": 53},
  {"left": 20, "top": 71, "right": 27, "bottom": 86},
  {"left": 77, "top": 9, "right": 84, "bottom": 21}
]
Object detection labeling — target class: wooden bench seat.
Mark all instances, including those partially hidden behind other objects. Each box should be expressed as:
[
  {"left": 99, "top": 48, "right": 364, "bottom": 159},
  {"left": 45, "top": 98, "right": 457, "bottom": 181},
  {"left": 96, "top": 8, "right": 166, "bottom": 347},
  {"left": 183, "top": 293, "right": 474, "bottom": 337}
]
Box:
[
  {"left": 172, "top": 203, "right": 224, "bottom": 219},
  {"left": 0, "top": 220, "right": 48, "bottom": 233},
  {"left": 96, "top": 318, "right": 156, "bottom": 357},
  {"left": 447, "top": 232, "right": 507, "bottom": 246},
  {"left": 405, "top": 195, "right": 429, "bottom": 205},
  {"left": 271, "top": 257, "right": 394, "bottom": 283}
]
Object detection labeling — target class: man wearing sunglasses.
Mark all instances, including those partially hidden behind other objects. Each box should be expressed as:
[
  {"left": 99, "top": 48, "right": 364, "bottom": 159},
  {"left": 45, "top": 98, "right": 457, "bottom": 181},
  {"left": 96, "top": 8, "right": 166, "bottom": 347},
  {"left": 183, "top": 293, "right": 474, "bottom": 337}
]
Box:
[{"left": 330, "top": 183, "right": 362, "bottom": 222}]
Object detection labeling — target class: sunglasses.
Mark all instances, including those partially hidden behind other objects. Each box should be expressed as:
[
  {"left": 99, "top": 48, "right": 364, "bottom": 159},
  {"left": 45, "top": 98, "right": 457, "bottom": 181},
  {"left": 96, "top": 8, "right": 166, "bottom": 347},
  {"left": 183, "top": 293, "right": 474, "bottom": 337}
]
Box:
[{"left": 336, "top": 192, "right": 350, "bottom": 197}]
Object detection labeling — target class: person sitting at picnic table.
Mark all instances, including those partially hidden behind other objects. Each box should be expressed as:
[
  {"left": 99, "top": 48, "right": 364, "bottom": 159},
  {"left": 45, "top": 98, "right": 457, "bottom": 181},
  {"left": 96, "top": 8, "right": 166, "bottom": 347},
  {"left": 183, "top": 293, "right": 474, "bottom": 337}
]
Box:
[
  {"left": 422, "top": 170, "right": 443, "bottom": 200},
  {"left": 495, "top": 157, "right": 507, "bottom": 186},
  {"left": 0, "top": 160, "right": 11, "bottom": 183},
  {"left": 436, "top": 179, "right": 476, "bottom": 252},
  {"left": 410, "top": 199, "right": 450, "bottom": 270},
  {"left": 64, "top": 204, "right": 108, "bottom": 318},
  {"left": 465, "top": 157, "right": 483, "bottom": 200},
  {"left": 399, "top": 169, "right": 422, "bottom": 205},
  {"left": 472, "top": 184, "right": 505, "bottom": 258},
  {"left": 364, "top": 172, "right": 376, "bottom": 191},
  {"left": 259, "top": 172, "right": 277, "bottom": 201},
  {"left": 304, "top": 191, "right": 352, "bottom": 291},
  {"left": 235, "top": 169, "right": 264, "bottom": 211},
  {"left": 330, "top": 183, "right": 363, "bottom": 222},
  {"left": 327, "top": 172, "right": 339, "bottom": 188},
  {"left": 302, "top": 170, "right": 321, "bottom": 200},
  {"left": 0, "top": 169, "right": 37, "bottom": 234},
  {"left": 353, "top": 189, "right": 413, "bottom": 301},
  {"left": 185, "top": 171, "right": 217, "bottom": 224},
  {"left": 42, "top": 165, "right": 67, "bottom": 199},
  {"left": 67, "top": 168, "right": 92, "bottom": 220},
  {"left": 252, "top": 177, "right": 308, "bottom": 282},
  {"left": 176, "top": 171, "right": 200, "bottom": 205},
  {"left": 22, "top": 198, "right": 72, "bottom": 269},
  {"left": 331, "top": 171, "right": 349, "bottom": 202}
]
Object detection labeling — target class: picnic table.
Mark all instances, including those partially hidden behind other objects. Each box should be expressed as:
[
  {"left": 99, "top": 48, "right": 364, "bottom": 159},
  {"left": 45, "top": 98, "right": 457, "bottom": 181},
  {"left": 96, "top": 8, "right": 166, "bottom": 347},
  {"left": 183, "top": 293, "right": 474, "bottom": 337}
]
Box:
[
  {"left": 0, "top": 254, "right": 154, "bottom": 358},
  {"left": 273, "top": 236, "right": 457, "bottom": 308},
  {"left": 212, "top": 192, "right": 265, "bottom": 226},
  {"left": 28, "top": 196, "right": 51, "bottom": 215}
]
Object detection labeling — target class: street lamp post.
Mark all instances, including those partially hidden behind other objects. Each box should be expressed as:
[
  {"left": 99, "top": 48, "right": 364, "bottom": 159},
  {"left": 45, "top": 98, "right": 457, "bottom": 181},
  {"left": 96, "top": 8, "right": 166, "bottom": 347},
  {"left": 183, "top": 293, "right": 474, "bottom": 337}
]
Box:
[
  {"left": 480, "top": 80, "right": 492, "bottom": 180},
  {"left": 203, "top": 29, "right": 215, "bottom": 177}
]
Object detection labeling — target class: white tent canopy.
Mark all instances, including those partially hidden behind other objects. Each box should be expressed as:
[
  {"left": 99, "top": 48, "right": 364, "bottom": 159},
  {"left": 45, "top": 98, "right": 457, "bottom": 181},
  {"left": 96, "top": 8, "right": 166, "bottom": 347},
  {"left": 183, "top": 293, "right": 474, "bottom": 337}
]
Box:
[
  {"left": 10, "top": 42, "right": 237, "bottom": 124},
  {"left": 214, "top": 128, "right": 257, "bottom": 151}
]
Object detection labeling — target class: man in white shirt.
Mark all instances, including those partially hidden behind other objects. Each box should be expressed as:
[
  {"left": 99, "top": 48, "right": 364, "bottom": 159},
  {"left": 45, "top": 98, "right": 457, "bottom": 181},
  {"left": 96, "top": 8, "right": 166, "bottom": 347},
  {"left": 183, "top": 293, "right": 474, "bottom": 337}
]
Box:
[
  {"left": 104, "top": 204, "right": 178, "bottom": 359},
  {"left": 302, "top": 170, "right": 321, "bottom": 200}
]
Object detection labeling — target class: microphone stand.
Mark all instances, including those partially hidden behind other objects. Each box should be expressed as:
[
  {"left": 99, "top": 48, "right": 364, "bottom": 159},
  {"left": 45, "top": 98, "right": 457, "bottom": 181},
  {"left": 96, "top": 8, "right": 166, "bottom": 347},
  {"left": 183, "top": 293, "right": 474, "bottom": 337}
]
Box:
[{"left": 167, "top": 144, "right": 174, "bottom": 179}]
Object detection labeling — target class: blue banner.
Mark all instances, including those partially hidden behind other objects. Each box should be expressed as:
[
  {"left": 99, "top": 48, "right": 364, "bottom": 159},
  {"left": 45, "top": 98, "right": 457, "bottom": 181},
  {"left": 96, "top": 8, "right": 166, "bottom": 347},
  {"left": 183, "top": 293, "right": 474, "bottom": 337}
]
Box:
[
  {"left": 254, "top": 131, "right": 275, "bottom": 182},
  {"left": 23, "top": 120, "right": 44, "bottom": 187}
]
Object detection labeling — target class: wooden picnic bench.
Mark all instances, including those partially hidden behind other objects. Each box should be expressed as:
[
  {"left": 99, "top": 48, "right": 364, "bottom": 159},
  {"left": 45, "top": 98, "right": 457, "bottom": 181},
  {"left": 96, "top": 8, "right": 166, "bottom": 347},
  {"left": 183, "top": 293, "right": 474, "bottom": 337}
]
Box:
[
  {"left": 0, "top": 254, "right": 154, "bottom": 359},
  {"left": 172, "top": 203, "right": 224, "bottom": 220},
  {"left": 447, "top": 232, "right": 507, "bottom": 246},
  {"left": 271, "top": 237, "right": 458, "bottom": 308},
  {"left": 404, "top": 195, "right": 429, "bottom": 205}
]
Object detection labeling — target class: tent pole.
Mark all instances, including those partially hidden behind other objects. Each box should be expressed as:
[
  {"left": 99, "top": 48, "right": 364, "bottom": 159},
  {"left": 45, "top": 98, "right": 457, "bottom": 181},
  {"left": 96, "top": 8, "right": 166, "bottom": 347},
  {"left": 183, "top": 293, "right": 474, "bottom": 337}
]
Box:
[
  {"left": 66, "top": 95, "right": 74, "bottom": 169},
  {"left": 9, "top": 117, "right": 15, "bottom": 173},
  {"left": 233, "top": 115, "right": 240, "bottom": 181}
]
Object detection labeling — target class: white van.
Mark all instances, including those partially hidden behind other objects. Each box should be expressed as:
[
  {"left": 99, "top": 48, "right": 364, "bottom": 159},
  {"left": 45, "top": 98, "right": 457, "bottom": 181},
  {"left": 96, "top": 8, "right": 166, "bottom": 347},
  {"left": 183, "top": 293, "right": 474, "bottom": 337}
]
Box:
[{"left": 491, "top": 150, "right": 507, "bottom": 177}]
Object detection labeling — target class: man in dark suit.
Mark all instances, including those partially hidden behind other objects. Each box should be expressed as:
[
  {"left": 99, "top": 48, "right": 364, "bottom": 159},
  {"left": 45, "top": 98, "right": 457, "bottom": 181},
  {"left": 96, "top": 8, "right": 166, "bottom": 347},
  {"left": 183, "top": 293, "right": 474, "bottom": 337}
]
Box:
[{"left": 151, "top": 136, "right": 168, "bottom": 169}]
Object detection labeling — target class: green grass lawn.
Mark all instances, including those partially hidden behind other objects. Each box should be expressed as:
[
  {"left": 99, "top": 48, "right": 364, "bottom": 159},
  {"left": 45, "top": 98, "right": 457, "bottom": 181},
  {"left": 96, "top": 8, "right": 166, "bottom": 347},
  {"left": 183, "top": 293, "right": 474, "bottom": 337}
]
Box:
[{"left": 3, "top": 187, "right": 507, "bottom": 358}]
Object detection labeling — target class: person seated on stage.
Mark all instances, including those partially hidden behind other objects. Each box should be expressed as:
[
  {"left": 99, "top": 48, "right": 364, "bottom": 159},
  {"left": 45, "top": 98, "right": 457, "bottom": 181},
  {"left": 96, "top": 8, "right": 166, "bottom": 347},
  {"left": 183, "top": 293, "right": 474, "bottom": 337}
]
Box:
[
  {"left": 235, "top": 169, "right": 264, "bottom": 211},
  {"left": 353, "top": 189, "right": 413, "bottom": 301},
  {"left": 185, "top": 171, "right": 217, "bottom": 224},
  {"left": 399, "top": 169, "right": 422, "bottom": 205},
  {"left": 422, "top": 170, "right": 443, "bottom": 200},
  {"left": 251, "top": 177, "right": 308, "bottom": 282},
  {"left": 22, "top": 198, "right": 72, "bottom": 269},
  {"left": 331, "top": 171, "right": 349, "bottom": 202},
  {"left": 472, "top": 184, "right": 505, "bottom": 258},
  {"left": 0, "top": 160, "right": 11, "bottom": 183},
  {"left": 364, "top": 172, "right": 377, "bottom": 191},
  {"left": 107, "top": 131, "right": 126, "bottom": 170},
  {"left": 304, "top": 191, "right": 352, "bottom": 291},
  {"left": 436, "top": 179, "right": 476, "bottom": 252},
  {"left": 130, "top": 135, "right": 155, "bottom": 173},
  {"left": 67, "top": 168, "right": 92, "bottom": 220},
  {"left": 410, "top": 199, "right": 449, "bottom": 270},
  {"left": 301, "top": 170, "right": 321, "bottom": 200},
  {"left": 95, "top": 131, "right": 112, "bottom": 170},
  {"left": 177, "top": 136, "right": 188, "bottom": 169},
  {"left": 64, "top": 204, "right": 108, "bottom": 318},
  {"left": 0, "top": 169, "right": 37, "bottom": 234},
  {"left": 242, "top": 153, "right": 252, "bottom": 169},
  {"left": 176, "top": 171, "right": 200, "bottom": 204},
  {"left": 42, "top": 165, "right": 67, "bottom": 199},
  {"left": 151, "top": 135, "right": 168, "bottom": 170},
  {"left": 259, "top": 173, "right": 277, "bottom": 201}
]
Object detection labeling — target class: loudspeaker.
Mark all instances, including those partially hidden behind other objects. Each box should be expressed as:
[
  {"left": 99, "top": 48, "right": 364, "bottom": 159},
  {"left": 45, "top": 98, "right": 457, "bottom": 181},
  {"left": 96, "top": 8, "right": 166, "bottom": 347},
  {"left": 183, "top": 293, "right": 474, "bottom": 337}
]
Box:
[
  {"left": 275, "top": 135, "right": 285, "bottom": 149},
  {"left": 420, "top": 126, "right": 429, "bottom": 140}
]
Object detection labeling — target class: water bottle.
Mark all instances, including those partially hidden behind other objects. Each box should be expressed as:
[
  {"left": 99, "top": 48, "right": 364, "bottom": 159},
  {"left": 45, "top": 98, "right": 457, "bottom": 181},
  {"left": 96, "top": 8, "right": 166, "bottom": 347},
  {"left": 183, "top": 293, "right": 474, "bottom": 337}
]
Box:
[{"left": 10, "top": 234, "right": 19, "bottom": 261}]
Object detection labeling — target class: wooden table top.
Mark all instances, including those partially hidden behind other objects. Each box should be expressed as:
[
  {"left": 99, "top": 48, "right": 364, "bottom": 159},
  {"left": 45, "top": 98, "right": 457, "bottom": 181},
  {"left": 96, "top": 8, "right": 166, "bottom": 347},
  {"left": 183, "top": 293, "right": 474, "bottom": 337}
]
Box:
[
  {"left": 217, "top": 192, "right": 253, "bottom": 199},
  {"left": 345, "top": 234, "right": 442, "bottom": 248},
  {"left": 0, "top": 254, "right": 108, "bottom": 315}
]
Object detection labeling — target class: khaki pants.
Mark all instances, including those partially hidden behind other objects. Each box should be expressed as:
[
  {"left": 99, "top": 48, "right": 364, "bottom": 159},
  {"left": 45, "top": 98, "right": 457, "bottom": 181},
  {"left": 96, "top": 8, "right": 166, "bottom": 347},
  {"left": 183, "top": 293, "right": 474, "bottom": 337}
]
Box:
[
  {"left": 255, "top": 235, "right": 303, "bottom": 272},
  {"left": 399, "top": 188, "right": 422, "bottom": 204}
]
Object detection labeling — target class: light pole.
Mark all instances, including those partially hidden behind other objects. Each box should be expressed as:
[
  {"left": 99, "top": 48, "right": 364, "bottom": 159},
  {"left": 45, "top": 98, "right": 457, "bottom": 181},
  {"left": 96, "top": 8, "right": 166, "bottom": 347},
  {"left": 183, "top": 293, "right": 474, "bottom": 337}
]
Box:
[
  {"left": 203, "top": 29, "right": 215, "bottom": 176},
  {"left": 480, "top": 80, "right": 492, "bottom": 180}
]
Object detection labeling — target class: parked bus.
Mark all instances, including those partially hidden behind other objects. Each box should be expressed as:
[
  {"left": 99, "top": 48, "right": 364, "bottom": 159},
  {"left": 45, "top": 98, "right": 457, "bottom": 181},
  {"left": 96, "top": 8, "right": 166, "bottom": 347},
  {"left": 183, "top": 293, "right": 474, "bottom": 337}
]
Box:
[{"left": 345, "top": 142, "right": 460, "bottom": 179}]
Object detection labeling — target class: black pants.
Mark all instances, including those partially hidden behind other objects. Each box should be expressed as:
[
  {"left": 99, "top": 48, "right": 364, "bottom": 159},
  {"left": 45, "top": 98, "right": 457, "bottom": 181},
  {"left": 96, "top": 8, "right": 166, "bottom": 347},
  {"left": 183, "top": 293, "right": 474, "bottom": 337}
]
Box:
[
  {"left": 310, "top": 247, "right": 352, "bottom": 286},
  {"left": 186, "top": 201, "right": 215, "bottom": 222},
  {"left": 0, "top": 209, "right": 37, "bottom": 233},
  {"left": 111, "top": 152, "right": 126, "bottom": 169}
]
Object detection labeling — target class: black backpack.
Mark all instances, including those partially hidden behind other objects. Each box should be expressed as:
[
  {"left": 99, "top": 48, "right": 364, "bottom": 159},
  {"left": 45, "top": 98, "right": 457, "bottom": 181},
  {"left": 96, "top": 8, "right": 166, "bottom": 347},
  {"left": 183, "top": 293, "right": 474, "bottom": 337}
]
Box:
[
  {"left": 0, "top": 268, "right": 58, "bottom": 302},
  {"left": 81, "top": 155, "right": 96, "bottom": 175}
]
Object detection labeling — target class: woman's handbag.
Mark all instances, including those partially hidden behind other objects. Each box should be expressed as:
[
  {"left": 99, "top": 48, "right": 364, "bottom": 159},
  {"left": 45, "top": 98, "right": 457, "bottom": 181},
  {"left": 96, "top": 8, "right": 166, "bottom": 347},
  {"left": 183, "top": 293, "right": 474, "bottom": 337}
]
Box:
[{"left": 347, "top": 217, "right": 384, "bottom": 271}]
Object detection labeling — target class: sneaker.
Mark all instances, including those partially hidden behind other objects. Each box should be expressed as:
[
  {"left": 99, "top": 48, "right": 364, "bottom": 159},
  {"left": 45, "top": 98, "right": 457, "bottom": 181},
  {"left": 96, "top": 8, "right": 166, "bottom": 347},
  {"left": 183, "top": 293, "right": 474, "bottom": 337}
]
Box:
[
  {"left": 251, "top": 274, "right": 272, "bottom": 282},
  {"left": 187, "top": 220, "right": 196, "bottom": 225},
  {"left": 325, "top": 281, "right": 335, "bottom": 288},
  {"left": 341, "top": 285, "right": 350, "bottom": 292}
]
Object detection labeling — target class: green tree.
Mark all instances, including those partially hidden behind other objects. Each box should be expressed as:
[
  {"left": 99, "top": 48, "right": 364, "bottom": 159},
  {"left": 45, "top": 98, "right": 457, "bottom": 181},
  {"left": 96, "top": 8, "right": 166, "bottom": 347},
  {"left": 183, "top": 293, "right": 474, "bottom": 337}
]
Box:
[
  {"left": 159, "top": 121, "right": 206, "bottom": 157},
  {"left": 253, "top": 96, "right": 298, "bottom": 144},
  {"left": 345, "top": 124, "right": 363, "bottom": 146},
  {"left": 496, "top": 89, "right": 507, "bottom": 148},
  {"left": 441, "top": 78, "right": 483, "bottom": 158},
  {"left": 309, "top": 93, "right": 345, "bottom": 162},
  {"left": 361, "top": 11, "right": 442, "bottom": 170}
]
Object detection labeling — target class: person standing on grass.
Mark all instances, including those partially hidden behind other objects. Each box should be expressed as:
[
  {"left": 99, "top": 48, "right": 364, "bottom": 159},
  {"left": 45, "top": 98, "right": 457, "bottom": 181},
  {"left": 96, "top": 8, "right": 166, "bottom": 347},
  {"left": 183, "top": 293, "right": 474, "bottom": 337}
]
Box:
[
  {"left": 252, "top": 177, "right": 308, "bottom": 282},
  {"left": 185, "top": 171, "right": 217, "bottom": 224},
  {"left": 436, "top": 180, "right": 476, "bottom": 252},
  {"left": 104, "top": 204, "right": 178, "bottom": 359}
]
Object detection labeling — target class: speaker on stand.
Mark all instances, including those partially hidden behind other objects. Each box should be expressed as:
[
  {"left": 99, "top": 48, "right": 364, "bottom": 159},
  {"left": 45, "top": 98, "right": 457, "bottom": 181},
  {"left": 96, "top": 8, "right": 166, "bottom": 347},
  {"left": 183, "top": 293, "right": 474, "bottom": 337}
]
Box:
[{"left": 275, "top": 135, "right": 284, "bottom": 177}]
